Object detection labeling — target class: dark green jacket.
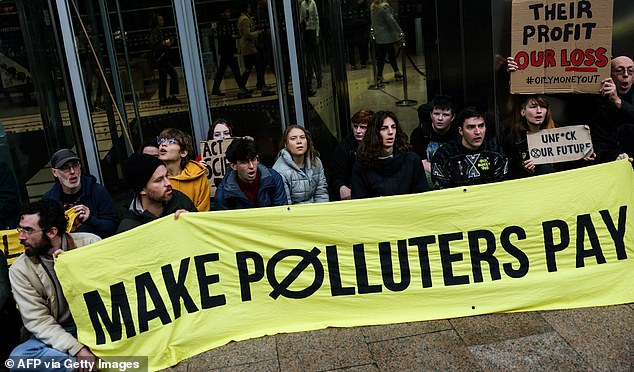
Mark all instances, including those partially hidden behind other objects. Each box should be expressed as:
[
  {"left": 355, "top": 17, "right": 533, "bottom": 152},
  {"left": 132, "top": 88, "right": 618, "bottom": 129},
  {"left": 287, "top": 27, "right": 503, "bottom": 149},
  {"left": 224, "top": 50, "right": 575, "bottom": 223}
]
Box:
[{"left": 116, "top": 190, "right": 197, "bottom": 233}]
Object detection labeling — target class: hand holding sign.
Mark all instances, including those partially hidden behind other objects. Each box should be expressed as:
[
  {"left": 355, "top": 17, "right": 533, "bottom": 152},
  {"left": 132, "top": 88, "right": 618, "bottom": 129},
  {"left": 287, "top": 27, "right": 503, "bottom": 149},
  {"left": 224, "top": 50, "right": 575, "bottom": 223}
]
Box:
[
  {"left": 200, "top": 138, "right": 235, "bottom": 197},
  {"left": 527, "top": 125, "right": 593, "bottom": 164}
]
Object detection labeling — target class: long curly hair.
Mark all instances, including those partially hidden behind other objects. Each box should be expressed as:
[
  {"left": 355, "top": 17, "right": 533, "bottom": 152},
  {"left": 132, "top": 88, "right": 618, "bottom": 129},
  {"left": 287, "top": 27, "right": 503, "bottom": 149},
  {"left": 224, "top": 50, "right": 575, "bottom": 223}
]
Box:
[
  {"left": 510, "top": 95, "right": 556, "bottom": 139},
  {"left": 357, "top": 111, "right": 410, "bottom": 167},
  {"left": 279, "top": 124, "right": 319, "bottom": 165}
]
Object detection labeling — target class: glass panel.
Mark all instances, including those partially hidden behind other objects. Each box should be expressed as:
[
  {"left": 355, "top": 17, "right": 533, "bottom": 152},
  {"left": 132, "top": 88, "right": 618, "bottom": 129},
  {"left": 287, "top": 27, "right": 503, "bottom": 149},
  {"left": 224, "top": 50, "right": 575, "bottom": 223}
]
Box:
[
  {"left": 70, "top": 0, "right": 194, "bottom": 198},
  {"left": 194, "top": 0, "right": 295, "bottom": 166},
  {"left": 298, "top": 0, "right": 340, "bottom": 171},
  {"left": 344, "top": 0, "right": 427, "bottom": 136},
  {"left": 0, "top": 0, "right": 75, "bottom": 205}
]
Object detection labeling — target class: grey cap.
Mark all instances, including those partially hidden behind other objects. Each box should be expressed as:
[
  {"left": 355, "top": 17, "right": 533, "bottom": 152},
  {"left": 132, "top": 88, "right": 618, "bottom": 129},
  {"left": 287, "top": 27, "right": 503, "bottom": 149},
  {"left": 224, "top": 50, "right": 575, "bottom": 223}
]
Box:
[{"left": 50, "top": 149, "right": 80, "bottom": 169}]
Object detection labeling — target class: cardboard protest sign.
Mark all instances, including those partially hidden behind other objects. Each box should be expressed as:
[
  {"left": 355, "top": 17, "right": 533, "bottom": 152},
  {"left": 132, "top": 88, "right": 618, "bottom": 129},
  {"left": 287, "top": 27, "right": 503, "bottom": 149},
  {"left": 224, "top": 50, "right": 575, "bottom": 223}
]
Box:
[
  {"left": 511, "top": 0, "right": 613, "bottom": 94},
  {"left": 527, "top": 125, "right": 593, "bottom": 164},
  {"left": 200, "top": 138, "right": 234, "bottom": 197}
]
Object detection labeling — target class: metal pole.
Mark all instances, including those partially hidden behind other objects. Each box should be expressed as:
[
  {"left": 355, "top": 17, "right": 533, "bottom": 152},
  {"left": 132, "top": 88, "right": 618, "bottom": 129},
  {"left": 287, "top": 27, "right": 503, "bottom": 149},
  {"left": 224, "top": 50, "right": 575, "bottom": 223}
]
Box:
[
  {"left": 368, "top": 28, "right": 383, "bottom": 90},
  {"left": 267, "top": 0, "right": 289, "bottom": 128},
  {"left": 395, "top": 36, "right": 416, "bottom": 107},
  {"left": 115, "top": 0, "right": 142, "bottom": 144},
  {"left": 54, "top": 0, "right": 102, "bottom": 182}
]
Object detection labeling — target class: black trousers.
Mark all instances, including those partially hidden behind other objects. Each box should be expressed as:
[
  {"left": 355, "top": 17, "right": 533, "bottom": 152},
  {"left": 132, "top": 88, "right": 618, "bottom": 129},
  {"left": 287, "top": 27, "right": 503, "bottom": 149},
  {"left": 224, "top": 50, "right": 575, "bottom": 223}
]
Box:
[
  {"left": 158, "top": 61, "right": 179, "bottom": 99},
  {"left": 302, "top": 29, "right": 322, "bottom": 88},
  {"left": 242, "top": 53, "right": 266, "bottom": 89},
  {"left": 347, "top": 38, "right": 369, "bottom": 66},
  {"left": 212, "top": 54, "right": 245, "bottom": 92},
  {"left": 375, "top": 43, "right": 399, "bottom": 78}
]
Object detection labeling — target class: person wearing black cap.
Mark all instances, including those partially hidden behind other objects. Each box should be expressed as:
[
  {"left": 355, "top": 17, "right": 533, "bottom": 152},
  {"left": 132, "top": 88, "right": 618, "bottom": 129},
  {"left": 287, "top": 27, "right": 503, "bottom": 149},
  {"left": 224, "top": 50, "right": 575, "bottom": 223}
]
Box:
[
  {"left": 42, "top": 148, "right": 119, "bottom": 238},
  {"left": 117, "top": 153, "right": 197, "bottom": 233}
]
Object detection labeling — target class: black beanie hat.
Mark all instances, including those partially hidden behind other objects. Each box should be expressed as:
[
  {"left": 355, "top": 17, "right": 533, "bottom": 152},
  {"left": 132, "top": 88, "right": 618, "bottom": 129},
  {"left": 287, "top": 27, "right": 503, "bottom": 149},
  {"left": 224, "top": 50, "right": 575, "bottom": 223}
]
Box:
[{"left": 124, "top": 154, "right": 164, "bottom": 193}]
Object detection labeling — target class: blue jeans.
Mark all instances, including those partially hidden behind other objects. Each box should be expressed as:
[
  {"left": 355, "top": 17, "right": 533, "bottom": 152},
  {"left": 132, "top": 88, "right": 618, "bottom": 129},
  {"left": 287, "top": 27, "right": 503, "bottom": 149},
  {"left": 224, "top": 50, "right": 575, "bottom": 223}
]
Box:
[{"left": 9, "top": 338, "right": 73, "bottom": 372}]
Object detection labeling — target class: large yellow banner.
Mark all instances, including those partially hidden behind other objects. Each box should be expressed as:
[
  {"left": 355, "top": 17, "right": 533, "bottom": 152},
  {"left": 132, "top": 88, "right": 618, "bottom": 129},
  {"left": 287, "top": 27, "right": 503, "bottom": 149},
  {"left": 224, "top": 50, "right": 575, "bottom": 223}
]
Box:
[
  {"left": 56, "top": 161, "right": 634, "bottom": 371},
  {"left": 1, "top": 229, "right": 21, "bottom": 265}
]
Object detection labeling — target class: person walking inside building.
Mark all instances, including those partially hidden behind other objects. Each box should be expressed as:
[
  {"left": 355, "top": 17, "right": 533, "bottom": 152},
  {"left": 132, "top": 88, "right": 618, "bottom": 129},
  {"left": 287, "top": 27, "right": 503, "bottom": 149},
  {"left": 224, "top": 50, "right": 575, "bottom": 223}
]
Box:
[
  {"left": 370, "top": 0, "right": 403, "bottom": 84},
  {"left": 150, "top": 13, "right": 181, "bottom": 106}
]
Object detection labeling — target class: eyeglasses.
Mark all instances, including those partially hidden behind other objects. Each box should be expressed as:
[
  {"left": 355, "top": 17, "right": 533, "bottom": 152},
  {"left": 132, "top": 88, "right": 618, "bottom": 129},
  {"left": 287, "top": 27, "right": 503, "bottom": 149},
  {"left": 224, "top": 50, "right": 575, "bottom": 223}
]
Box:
[
  {"left": 612, "top": 67, "right": 633, "bottom": 76},
  {"left": 157, "top": 137, "right": 178, "bottom": 145},
  {"left": 236, "top": 156, "right": 259, "bottom": 166},
  {"left": 17, "top": 226, "right": 44, "bottom": 235},
  {"left": 57, "top": 161, "right": 80, "bottom": 173}
]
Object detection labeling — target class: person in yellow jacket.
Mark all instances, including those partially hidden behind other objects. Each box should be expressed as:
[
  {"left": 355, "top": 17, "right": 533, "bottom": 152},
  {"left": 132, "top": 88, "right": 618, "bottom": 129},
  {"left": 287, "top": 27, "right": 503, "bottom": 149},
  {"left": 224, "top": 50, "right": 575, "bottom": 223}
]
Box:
[{"left": 158, "top": 128, "right": 211, "bottom": 211}]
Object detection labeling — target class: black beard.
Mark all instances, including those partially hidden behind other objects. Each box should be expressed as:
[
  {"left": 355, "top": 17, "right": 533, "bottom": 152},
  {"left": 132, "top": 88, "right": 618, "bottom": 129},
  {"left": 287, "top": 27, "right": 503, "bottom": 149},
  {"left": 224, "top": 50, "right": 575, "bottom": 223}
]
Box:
[{"left": 24, "top": 234, "right": 53, "bottom": 257}]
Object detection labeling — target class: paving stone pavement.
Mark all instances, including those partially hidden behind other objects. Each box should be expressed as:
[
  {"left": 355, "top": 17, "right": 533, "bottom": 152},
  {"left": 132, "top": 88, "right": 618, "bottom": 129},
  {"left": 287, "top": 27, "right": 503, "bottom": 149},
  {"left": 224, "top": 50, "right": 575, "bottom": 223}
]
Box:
[{"left": 162, "top": 303, "right": 633, "bottom": 371}]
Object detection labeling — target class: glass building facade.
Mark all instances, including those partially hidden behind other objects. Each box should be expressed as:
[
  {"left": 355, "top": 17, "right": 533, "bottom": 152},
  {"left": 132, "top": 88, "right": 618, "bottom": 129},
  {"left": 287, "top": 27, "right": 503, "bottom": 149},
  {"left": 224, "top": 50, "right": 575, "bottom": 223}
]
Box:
[{"left": 0, "top": 0, "right": 631, "bottom": 206}]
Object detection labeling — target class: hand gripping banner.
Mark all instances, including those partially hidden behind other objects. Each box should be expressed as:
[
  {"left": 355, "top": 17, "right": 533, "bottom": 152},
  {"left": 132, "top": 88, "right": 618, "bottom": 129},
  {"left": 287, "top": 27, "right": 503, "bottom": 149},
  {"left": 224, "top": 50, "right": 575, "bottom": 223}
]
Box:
[{"left": 56, "top": 161, "right": 634, "bottom": 370}]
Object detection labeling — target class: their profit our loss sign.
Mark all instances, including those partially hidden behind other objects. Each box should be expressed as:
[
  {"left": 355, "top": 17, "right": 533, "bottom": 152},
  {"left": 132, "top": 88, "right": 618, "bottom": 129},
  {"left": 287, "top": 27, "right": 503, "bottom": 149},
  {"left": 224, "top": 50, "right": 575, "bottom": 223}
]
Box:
[
  {"left": 511, "top": 0, "right": 613, "bottom": 94},
  {"left": 527, "top": 125, "right": 593, "bottom": 164}
]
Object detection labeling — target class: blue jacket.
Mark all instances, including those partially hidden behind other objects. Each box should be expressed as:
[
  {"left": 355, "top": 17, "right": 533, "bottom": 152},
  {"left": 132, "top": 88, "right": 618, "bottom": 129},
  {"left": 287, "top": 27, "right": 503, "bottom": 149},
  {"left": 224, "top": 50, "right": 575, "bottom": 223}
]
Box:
[
  {"left": 216, "top": 164, "right": 288, "bottom": 210},
  {"left": 42, "top": 174, "right": 120, "bottom": 238}
]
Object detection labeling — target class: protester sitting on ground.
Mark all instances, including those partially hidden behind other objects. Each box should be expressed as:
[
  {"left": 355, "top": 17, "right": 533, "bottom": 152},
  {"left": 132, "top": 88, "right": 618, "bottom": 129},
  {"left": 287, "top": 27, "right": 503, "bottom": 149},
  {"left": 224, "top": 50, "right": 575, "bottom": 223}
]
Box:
[
  {"left": 503, "top": 94, "right": 558, "bottom": 178},
  {"left": 0, "top": 161, "right": 21, "bottom": 229},
  {"left": 596, "top": 55, "right": 634, "bottom": 161},
  {"left": 330, "top": 109, "right": 374, "bottom": 201},
  {"left": 9, "top": 200, "right": 100, "bottom": 366},
  {"left": 209, "top": 118, "right": 234, "bottom": 140},
  {"left": 139, "top": 139, "right": 160, "bottom": 157},
  {"left": 195, "top": 118, "right": 236, "bottom": 162},
  {"left": 0, "top": 246, "right": 21, "bottom": 365},
  {"left": 351, "top": 111, "right": 427, "bottom": 198},
  {"left": 410, "top": 95, "right": 459, "bottom": 178},
  {"left": 410, "top": 102, "right": 432, "bottom": 159},
  {"left": 216, "top": 137, "right": 287, "bottom": 209},
  {"left": 118, "top": 154, "right": 197, "bottom": 233},
  {"left": 158, "top": 128, "right": 211, "bottom": 211},
  {"left": 42, "top": 148, "right": 119, "bottom": 238},
  {"left": 273, "top": 125, "right": 329, "bottom": 204},
  {"left": 431, "top": 107, "right": 508, "bottom": 188},
  {"left": 507, "top": 55, "right": 633, "bottom": 162},
  {"left": 201, "top": 118, "right": 237, "bottom": 209}
]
